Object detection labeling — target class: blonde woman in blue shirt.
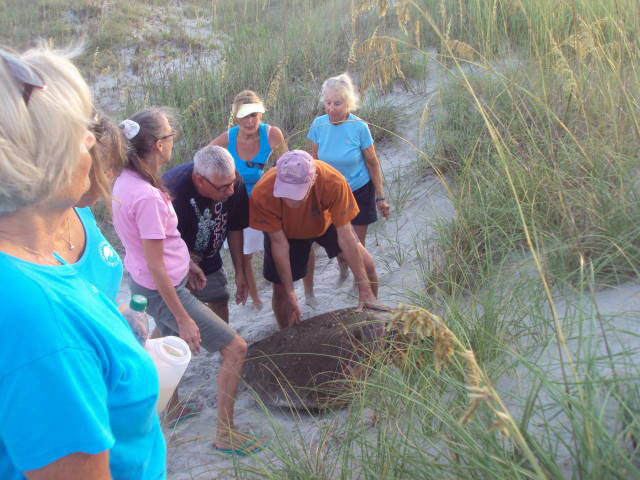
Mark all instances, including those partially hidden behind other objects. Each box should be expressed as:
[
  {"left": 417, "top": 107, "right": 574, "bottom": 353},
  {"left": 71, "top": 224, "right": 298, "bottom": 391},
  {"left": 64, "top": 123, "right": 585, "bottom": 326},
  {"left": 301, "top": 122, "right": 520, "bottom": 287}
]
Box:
[
  {"left": 0, "top": 46, "right": 165, "bottom": 480},
  {"left": 210, "top": 90, "right": 318, "bottom": 307},
  {"left": 308, "top": 73, "right": 390, "bottom": 280}
]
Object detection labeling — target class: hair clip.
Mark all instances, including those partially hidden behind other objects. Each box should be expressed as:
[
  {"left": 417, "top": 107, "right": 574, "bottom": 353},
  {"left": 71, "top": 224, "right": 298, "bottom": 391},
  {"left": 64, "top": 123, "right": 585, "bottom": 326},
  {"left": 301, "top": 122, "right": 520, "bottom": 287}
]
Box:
[{"left": 119, "top": 119, "right": 140, "bottom": 140}]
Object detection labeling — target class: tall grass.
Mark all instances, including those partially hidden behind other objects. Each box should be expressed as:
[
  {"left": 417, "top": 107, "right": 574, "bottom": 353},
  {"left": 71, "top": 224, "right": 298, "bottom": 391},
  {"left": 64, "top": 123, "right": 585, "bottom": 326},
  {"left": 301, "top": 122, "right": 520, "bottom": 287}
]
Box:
[
  {"left": 410, "top": 0, "right": 640, "bottom": 288},
  {"left": 4, "top": 1, "right": 640, "bottom": 478},
  {"left": 238, "top": 1, "right": 640, "bottom": 478}
]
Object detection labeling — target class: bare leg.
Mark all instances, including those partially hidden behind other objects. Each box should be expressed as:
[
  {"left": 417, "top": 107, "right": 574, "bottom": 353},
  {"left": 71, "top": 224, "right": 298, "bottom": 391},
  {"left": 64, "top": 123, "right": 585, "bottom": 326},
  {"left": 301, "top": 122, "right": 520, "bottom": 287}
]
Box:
[
  {"left": 206, "top": 299, "right": 229, "bottom": 324},
  {"left": 337, "top": 242, "right": 378, "bottom": 298},
  {"left": 216, "top": 335, "right": 254, "bottom": 449},
  {"left": 338, "top": 224, "right": 368, "bottom": 286},
  {"left": 337, "top": 257, "right": 350, "bottom": 286},
  {"left": 272, "top": 283, "right": 292, "bottom": 330},
  {"left": 303, "top": 249, "right": 318, "bottom": 306},
  {"left": 243, "top": 253, "right": 263, "bottom": 310},
  {"left": 352, "top": 224, "right": 368, "bottom": 246}
]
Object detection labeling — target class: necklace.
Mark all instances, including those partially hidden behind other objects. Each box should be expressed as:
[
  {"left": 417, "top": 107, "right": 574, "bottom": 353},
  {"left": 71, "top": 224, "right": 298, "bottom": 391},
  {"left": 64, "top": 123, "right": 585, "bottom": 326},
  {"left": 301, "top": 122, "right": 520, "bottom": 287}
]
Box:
[{"left": 64, "top": 212, "right": 75, "bottom": 251}]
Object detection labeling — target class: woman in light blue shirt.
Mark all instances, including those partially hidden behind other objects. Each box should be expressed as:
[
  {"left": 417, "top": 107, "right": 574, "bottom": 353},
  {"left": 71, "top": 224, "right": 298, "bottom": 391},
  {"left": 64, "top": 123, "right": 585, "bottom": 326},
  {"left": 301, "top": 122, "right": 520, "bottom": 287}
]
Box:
[
  {"left": 308, "top": 73, "right": 390, "bottom": 280},
  {"left": 0, "top": 46, "right": 165, "bottom": 480}
]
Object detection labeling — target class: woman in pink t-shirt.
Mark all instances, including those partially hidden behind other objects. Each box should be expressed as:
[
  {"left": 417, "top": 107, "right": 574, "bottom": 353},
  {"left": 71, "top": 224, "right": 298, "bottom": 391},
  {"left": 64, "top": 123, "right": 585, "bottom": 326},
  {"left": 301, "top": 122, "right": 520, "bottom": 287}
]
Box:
[{"left": 111, "top": 108, "right": 263, "bottom": 454}]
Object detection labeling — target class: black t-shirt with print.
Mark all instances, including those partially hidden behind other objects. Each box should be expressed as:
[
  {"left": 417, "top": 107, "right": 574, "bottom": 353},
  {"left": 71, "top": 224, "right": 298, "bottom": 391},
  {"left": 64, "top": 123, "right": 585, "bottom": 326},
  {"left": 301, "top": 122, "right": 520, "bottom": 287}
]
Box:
[{"left": 163, "top": 162, "right": 249, "bottom": 275}]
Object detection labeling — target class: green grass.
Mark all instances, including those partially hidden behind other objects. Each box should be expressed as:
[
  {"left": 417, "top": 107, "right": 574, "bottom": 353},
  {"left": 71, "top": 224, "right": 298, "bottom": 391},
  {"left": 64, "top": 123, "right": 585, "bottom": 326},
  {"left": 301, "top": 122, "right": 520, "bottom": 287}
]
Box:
[{"left": 4, "top": 0, "right": 640, "bottom": 478}]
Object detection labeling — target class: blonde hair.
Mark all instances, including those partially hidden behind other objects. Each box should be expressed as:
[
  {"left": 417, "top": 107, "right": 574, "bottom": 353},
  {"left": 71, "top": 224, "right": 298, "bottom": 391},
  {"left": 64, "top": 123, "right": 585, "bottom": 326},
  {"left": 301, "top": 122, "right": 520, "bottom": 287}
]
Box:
[
  {"left": 0, "top": 44, "right": 93, "bottom": 214},
  {"left": 320, "top": 72, "right": 360, "bottom": 111},
  {"left": 231, "top": 90, "right": 264, "bottom": 119},
  {"left": 89, "top": 114, "right": 128, "bottom": 204}
]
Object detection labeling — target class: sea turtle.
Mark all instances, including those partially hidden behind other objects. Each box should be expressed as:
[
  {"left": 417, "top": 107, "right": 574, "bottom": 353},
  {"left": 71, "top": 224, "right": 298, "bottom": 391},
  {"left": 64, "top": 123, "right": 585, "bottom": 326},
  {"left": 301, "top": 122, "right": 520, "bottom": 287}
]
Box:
[{"left": 242, "top": 307, "right": 393, "bottom": 409}]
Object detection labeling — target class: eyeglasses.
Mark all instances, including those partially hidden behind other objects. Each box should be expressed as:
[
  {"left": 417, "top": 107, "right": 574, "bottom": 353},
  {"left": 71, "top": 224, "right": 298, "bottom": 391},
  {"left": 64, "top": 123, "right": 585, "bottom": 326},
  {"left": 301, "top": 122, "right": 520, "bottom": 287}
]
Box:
[
  {"left": 152, "top": 130, "right": 179, "bottom": 142},
  {"left": 200, "top": 174, "right": 236, "bottom": 192},
  {"left": 1, "top": 51, "right": 46, "bottom": 105},
  {"left": 156, "top": 130, "right": 179, "bottom": 141}
]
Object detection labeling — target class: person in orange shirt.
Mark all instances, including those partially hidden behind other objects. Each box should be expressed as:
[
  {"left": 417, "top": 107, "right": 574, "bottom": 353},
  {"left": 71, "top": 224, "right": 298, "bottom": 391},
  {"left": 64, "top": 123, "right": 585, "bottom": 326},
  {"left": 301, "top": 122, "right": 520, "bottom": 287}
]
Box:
[{"left": 250, "top": 149, "right": 383, "bottom": 329}]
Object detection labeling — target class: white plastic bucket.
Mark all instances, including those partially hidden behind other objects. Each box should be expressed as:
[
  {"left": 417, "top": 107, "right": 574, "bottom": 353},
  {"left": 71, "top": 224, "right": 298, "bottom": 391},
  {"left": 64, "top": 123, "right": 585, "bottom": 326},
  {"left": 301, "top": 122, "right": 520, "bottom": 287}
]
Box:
[{"left": 145, "top": 336, "right": 191, "bottom": 413}]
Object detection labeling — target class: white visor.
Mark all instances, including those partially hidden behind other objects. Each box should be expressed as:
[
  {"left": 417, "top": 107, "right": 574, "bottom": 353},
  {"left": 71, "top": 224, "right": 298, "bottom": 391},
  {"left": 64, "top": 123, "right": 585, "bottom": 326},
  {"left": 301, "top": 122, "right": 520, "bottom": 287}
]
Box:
[{"left": 235, "top": 102, "right": 266, "bottom": 119}]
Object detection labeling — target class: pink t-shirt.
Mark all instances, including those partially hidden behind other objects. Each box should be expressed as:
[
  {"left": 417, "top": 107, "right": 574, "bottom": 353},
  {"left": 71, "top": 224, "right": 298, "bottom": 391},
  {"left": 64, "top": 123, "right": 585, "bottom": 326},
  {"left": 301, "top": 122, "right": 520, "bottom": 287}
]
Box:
[{"left": 112, "top": 169, "right": 190, "bottom": 290}]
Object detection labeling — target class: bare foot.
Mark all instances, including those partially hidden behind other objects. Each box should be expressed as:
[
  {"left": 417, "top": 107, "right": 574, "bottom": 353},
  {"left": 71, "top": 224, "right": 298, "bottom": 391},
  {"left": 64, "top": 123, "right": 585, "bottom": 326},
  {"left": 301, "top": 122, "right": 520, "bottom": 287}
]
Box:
[
  {"left": 305, "top": 293, "right": 319, "bottom": 308},
  {"left": 251, "top": 299, "right": 263, "bottom": 311}
]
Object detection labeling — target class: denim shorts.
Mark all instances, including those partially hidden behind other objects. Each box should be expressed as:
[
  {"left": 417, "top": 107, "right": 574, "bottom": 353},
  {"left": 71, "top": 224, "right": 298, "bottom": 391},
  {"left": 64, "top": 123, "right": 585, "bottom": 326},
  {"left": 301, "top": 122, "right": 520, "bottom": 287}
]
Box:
[{"left": 130, "top": 275, "right": 236, "bottom": 353}]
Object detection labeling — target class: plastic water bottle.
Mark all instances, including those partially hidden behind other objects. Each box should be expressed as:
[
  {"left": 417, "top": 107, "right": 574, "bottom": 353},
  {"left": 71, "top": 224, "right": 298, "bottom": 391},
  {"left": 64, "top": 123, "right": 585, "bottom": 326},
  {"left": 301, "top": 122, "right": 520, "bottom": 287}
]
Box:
[
  {"left": 122, "top": 294, "right": 150, "bottom": 345},
  {"left": 145, "top": 336, "right": 192, "bottom": 412}
]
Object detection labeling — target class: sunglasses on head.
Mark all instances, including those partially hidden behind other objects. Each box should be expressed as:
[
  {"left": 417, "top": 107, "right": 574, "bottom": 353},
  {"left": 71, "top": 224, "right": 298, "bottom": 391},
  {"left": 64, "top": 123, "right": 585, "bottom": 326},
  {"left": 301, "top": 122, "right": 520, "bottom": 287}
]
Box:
[{"left": 1, "top": 51, "right": 46, "bottom": 105}]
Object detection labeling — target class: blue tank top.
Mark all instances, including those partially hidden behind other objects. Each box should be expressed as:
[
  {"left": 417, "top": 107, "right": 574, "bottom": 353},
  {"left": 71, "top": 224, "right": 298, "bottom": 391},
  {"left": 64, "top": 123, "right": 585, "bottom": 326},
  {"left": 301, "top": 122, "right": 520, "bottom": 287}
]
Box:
[{"left": 228, "top": 123, "right": 272, "bottom": 195}]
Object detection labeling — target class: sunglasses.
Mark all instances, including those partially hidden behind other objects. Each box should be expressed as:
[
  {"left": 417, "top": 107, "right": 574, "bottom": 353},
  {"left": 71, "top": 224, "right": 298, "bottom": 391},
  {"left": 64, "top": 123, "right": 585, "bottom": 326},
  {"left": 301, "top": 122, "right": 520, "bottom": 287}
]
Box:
[{"left": 1, "top": 51, "right": 46, "bottom": 105}]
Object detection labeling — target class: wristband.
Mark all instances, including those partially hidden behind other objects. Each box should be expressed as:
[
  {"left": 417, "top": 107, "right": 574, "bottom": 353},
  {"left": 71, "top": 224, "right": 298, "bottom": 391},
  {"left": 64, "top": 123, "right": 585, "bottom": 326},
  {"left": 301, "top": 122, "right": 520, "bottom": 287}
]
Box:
[{"left": 375, "top": 197, "right": 385, "bottom": 202}]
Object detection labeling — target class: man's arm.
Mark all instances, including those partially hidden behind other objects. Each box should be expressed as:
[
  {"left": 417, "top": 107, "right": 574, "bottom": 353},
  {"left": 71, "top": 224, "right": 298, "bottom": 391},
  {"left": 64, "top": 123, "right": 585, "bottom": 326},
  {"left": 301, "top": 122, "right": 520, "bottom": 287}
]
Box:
[
  {"left": 227, "top": 229, "right": 247, "bottom": 304},
  {"left": 268, "top": 230, "right": 302, "bottom": 324},
  {"left": 335, "top": 223, "right": 376, "bottom": 305}
]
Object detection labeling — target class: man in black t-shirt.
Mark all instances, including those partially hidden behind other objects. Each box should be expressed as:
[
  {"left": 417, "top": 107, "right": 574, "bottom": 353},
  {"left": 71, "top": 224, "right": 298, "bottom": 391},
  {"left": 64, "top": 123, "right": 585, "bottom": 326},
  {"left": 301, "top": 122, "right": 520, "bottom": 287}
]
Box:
[{"left": 163, "top": 145, "right": 250, "bottom": 323}]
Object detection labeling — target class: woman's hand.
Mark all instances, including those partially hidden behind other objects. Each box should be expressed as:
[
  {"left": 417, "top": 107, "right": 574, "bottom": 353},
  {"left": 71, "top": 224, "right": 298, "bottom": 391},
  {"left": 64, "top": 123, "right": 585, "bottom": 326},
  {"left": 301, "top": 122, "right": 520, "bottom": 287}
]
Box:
[
  {"left": 176, "top": 316, "right": 201, "bottom": 354},
  {"left": 376, "top": 198, "right": 390, "bottom": 218}
]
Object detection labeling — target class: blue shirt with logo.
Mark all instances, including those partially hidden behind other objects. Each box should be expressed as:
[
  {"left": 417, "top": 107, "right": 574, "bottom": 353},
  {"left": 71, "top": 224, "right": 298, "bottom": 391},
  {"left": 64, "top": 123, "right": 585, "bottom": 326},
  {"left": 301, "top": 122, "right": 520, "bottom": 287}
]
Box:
[
  {"left": 0, "top": 253, "right": 166, "bottom": 479},
  {"left": 307, "top": 113, "right": 373, "bottom": 191},
  {"left": 73, "top": 207, "right": 123, "bottom": 301}
]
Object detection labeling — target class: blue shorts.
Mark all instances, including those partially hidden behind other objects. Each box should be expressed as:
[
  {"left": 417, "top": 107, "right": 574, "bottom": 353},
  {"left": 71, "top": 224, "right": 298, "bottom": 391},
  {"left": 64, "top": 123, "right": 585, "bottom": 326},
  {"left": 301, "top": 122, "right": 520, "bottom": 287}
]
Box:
[{"left": 351, "top": 180, "right": 377, "bottom": 226}]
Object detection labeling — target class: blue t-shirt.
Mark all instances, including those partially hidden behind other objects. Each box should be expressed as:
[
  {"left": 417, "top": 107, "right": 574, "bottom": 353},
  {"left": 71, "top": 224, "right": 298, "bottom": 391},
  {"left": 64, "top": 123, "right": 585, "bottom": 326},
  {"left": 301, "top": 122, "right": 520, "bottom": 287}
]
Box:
[
  {"left": 228, "top": 123, "right": 272, "bottom": 195},
  {"left": 307, "top": 113, "right": 373, "bottom": 191},
  {"left": 0, "top": 254, "right": 166, "bottom": 480},
  {"left": 72, "top": 207, "right": 123, "bottom": 301}
]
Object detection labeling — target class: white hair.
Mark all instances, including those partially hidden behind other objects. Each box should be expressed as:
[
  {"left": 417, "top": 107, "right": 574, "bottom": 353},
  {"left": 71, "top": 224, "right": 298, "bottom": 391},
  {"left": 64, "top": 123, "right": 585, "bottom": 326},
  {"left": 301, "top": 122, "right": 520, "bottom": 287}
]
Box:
[
  {"left": 193, "top": 145, "right": 235, "bottom": 179},
  {"left": 0, "top": 44, "right": 92, "bottom": 214},
  {"left": 320, "top": 72, "right": 360, "bottom": 111}
]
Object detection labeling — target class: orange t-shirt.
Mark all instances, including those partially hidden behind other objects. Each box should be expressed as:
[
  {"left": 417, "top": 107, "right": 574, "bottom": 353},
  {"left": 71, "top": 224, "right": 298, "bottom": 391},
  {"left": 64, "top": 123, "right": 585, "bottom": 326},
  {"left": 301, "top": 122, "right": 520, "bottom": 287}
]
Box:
[{"left": 250, "top": 160, "right": 359, "bottom": 239}]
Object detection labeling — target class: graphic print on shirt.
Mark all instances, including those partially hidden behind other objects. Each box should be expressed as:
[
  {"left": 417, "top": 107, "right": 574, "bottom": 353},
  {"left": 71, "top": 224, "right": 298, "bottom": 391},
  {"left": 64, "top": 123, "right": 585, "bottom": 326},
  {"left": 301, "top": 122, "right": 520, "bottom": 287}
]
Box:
[
  {"left": 190, "top": 197, "right": 227, "bottom": 258},
  {"left": 98, "top": 240, "right": 121, "bottom": 267}
]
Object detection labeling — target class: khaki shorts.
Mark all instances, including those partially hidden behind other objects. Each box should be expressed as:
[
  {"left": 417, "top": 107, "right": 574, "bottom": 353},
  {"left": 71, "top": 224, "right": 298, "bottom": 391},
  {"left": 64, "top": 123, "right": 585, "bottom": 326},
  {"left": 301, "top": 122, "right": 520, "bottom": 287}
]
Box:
[{"left": 130, "top": 275, "right": 236, "bottom": 353}]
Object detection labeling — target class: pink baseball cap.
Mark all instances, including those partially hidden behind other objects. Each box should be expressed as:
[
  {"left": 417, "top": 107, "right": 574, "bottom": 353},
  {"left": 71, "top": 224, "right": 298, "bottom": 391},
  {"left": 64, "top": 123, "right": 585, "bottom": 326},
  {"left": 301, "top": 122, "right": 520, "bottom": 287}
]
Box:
[{"left": 273, "top": 150, "right": 317, "bottom": 200}]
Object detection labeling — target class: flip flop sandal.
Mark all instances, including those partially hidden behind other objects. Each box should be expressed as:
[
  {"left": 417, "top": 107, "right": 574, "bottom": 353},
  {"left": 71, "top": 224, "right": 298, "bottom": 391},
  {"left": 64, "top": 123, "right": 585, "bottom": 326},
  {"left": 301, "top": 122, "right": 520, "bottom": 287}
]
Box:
[
  {"left": 165, "top": 401, "right": 204, "bottom": 429},
  {"left": 212, "top": 436, "right": 267, "bottom": 457}
]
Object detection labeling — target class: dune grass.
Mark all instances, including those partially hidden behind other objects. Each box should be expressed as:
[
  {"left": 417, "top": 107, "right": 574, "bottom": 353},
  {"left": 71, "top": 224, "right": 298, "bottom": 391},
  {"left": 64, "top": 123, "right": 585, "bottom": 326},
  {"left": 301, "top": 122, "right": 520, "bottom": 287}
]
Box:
[
  {"left": 4, "top": 1, "right": 640, "bottom": 478},
  {"left": 237, "top": 1, "right": 640, "bottom": 478}
]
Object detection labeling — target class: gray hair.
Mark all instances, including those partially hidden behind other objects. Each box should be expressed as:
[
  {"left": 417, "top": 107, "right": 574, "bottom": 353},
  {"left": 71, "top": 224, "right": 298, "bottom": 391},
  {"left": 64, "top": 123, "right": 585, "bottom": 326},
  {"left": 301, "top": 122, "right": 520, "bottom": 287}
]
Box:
[
  {"left": 320, "top": 72, "right": 360, "bottom": 111},
  {"left": 193, "top": 145, "right": 235, "bottom": 179},
  {"left": 0, "top": 44, "right": 93, "bottom": 214}
]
